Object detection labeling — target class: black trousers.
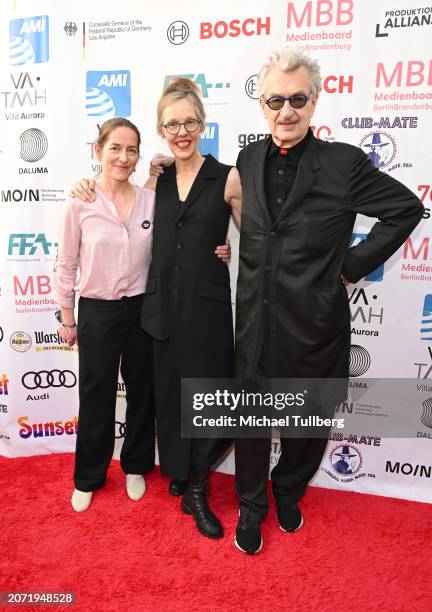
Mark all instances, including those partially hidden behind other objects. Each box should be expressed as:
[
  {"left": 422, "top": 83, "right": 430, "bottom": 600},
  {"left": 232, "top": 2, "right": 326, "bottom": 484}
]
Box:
[
  {"left": 235, "top": 353, "right": 328, "bottom": 521},
  {"left": 153, "top": 336, "right": 232, "bottom": 481},
  {"left": 235, "top": 436, "right": 328, "bottom": 521},
  {"left": 74, "top": 295, "right": 155, "bottom": 492}
]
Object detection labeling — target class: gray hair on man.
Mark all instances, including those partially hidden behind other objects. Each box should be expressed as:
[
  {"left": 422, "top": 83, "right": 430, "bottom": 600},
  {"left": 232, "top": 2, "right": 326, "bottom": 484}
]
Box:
[{"left": 257, "top": 47, "right": 322, "bottom": 97}]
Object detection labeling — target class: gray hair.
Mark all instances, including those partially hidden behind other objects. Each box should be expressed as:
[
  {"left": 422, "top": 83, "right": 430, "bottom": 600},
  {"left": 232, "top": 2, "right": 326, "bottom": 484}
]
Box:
[{"left": 257, "top": 47, "right": 322, "bottom": 97}]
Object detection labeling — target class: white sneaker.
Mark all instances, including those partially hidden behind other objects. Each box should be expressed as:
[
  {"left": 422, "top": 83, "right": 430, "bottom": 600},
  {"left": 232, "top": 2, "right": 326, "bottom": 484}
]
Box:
[
  {"left": 126, "top": 474, "right": 146, "bottom": 501},
  {"left": 71, "top": 489, "right": 93, "bottom": 512}
]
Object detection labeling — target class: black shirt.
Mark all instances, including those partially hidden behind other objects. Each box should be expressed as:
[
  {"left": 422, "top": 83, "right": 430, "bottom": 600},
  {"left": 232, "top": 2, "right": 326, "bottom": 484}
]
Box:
[{"left": 264, "top": 131, "right": 310, "bottom": 223}]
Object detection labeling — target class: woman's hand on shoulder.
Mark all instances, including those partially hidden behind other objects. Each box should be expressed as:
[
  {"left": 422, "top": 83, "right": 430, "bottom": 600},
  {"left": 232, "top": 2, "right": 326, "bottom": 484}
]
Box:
[{"left": 69, "top": 178, "right": 96, "bottom": 202}]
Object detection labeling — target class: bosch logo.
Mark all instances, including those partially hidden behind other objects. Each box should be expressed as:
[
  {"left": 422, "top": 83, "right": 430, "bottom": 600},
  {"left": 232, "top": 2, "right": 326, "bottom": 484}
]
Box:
[
  {"left": 22, "top": 369, "right": 77, "bottom": 389},
  {"left": 167, "top": 21, "right": 189, "bottom": 45},
  {"left": 19, "top": 128, "right": 48, "bottom": 162},
  {"left": 115, "top": 421, "right": 126, "bottom": 439},
  {"left": 349, "top": 345, "right": 371, "bottom": 377},
  {"left": 245, "top": 74, "right": 259, "bottom": 99},
  {"left": 200, "top": 17, "right": 271, "bottom": 39}
]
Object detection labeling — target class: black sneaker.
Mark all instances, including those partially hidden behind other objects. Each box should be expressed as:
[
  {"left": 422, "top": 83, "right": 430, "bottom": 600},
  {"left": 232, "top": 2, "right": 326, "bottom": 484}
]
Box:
[
  {"left": 234, "top": 512, "right": 263, "bottom": 554},
  {"left": 277, "top": 503, "right": 304, "bottom": 533}
]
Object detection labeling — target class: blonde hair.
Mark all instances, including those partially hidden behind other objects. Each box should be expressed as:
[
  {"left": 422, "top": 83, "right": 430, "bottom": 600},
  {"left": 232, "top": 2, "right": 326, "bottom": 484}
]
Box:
[
  {"left": 156, "top": 77, "right": 205, "bottom": 134},
  {"left": 258, "top": 47, "right": 322, "bottom": 97}
]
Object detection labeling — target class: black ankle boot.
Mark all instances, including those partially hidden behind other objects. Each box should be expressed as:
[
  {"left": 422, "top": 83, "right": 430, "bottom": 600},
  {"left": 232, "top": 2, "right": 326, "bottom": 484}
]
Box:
[
  {"left": 168, "top": 478, "right": 187, "bottom": 496},
  {"left": 180, "top": 471, "right": 223, "bottom": 539}
]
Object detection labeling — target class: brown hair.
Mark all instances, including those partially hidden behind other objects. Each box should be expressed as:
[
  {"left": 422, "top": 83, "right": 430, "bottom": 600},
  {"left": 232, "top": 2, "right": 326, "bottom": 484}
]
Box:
[
  {"left": 156, "top": 77, "right": 205, "bottom": 135},
  {"left": 96, "top": 117, "right": 141, "bottom": 154}
]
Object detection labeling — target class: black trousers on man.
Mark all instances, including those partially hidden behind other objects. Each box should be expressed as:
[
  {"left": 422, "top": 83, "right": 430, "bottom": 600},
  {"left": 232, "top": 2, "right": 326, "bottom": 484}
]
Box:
[
  {"left": 74, "top": 295, "right": 155, "bottom": 492},
  {"left": 235, "top": 436, "right": 328, "bottom": 521},
  {"left": 235, "top": 351, "right": 329, "bottom": 521}
]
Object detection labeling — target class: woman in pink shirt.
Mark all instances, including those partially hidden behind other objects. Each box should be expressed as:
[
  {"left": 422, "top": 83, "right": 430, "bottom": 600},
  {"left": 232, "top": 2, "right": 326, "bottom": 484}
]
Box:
[{"left": 54, "top": 118, "right": 155, "bottom": 512}]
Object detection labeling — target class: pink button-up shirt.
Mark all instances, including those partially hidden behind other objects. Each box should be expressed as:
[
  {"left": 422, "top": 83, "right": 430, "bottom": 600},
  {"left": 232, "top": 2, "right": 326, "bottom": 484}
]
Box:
[{"left": 54, "top": 185, "right": 155, "bottom": 308}]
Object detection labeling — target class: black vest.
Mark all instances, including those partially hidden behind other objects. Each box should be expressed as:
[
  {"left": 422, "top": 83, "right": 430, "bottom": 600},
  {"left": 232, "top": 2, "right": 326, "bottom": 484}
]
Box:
[{"left": 141, "top": 155, "right": 233, "bottom": 348}]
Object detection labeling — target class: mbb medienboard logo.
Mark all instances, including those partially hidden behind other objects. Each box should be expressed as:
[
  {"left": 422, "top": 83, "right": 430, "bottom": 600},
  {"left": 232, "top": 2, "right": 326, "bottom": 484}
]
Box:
[
  {"left": 86, "top": 71, "right": 131, "bottom": 117},
  {"left": 9, "top": 15, "right": 49, "bottom": 65}
]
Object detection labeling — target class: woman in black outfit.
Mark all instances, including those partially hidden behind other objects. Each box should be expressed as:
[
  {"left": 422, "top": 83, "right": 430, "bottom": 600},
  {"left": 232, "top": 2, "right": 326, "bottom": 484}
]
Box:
[{"left": 142, "top": 77, "right": 241, "bottom": 539}]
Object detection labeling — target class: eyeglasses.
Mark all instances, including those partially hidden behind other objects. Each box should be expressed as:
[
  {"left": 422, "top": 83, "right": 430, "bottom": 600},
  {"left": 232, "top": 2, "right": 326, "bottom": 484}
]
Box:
[
  {"left": 162, "top": 118, "right": 201, "bottom": 135},
  {"left": 264, "top": 94, "right": 310, "bottom": 110}
]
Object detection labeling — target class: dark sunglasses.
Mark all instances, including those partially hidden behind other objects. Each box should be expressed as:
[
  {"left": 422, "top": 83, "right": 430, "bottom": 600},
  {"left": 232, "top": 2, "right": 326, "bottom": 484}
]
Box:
[{"left": 264, "top": 94, "right": 310, "bottom": 110}]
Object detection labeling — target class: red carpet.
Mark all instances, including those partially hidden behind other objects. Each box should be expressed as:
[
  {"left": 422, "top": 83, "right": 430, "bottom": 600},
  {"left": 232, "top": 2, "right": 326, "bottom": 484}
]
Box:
[{"left": 1, "top": 454, "right": 430, "bottom": 612}]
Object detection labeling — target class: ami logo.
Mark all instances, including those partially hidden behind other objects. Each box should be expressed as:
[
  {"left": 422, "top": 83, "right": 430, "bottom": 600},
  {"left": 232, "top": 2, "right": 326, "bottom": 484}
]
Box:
[
  {"left": 420, "top": 294, "right": 432, "bottom": 341},
  {"left": 349, "top": 233, "right": 384, "bottom": 282},
  {"left": 198, "top": 123, "right": 219, "bottom": 159},
  {"left": 86, "top": 70, "right": 131, "bottom": 118},
  {"left": 9, "top": 15, "right": 49, "bottom": 65}
]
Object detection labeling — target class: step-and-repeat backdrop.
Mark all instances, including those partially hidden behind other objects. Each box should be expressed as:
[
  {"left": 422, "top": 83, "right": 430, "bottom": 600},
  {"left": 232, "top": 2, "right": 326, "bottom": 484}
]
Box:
[{"left": 1, "top": 0, "right": 431, "bottom": 503}]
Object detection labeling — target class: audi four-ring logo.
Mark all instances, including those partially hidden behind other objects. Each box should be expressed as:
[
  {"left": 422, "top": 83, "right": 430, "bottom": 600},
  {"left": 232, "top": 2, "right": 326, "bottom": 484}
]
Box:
[{"left": 21, "top": 369, "right": 77, "bottom": 389}]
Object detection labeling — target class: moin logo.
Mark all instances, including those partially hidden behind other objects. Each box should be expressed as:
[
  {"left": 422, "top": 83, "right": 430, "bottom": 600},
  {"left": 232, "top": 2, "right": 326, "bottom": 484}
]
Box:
[
  {"left": 420, "top": 294, "right": 432, "bottom": 341},
  {"left": 349, "top": 233, "right": 384, "bottom": 281},
  {"left": 9, "top": 15, "right": 49, "bottom": 65},
  {"left": 198, "top": 123, "right": 219, "bottom": 159},
  {"left": 86, "top": 70, "right": 131, "bottom": 117}
]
